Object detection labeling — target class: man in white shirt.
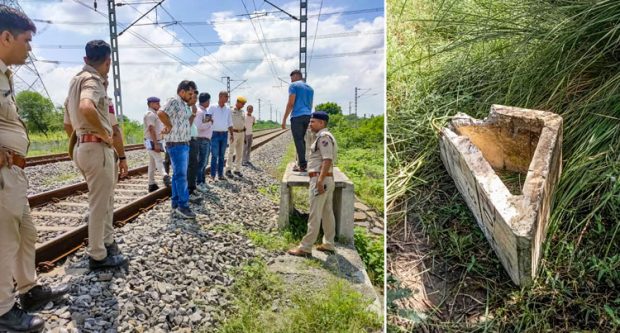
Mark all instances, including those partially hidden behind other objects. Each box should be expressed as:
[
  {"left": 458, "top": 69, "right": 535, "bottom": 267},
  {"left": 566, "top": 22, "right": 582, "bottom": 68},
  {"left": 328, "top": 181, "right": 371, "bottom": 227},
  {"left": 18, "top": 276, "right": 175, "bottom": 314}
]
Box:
[
  {"left": 226, "top": 96, "right": 248, "bottom": 178},
  {"left": 207, "top": 91, "right": 233, "bottom": 181},
  {"left": 193, "top": 92, "right": 212, "bottom": 191},
  {"left": 242, "top": 105, "right": 256, "bottom": 166},
  {"left": 143, "top": 96, "right": 170, "bottom": 192}
]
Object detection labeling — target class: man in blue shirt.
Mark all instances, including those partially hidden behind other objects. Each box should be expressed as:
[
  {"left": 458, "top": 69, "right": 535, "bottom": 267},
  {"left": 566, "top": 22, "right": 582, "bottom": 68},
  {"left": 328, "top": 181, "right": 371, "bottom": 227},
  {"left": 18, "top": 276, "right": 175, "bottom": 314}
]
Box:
[{"left": 282, "top": 69, "right": 314, "bottom": 172}]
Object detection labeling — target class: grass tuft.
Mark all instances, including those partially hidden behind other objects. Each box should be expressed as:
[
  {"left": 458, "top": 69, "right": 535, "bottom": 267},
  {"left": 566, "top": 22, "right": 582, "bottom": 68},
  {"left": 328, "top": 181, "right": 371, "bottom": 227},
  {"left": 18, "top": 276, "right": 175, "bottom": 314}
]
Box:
[{"left": 387, "top": 0, "right": 620, "bottom": 331}]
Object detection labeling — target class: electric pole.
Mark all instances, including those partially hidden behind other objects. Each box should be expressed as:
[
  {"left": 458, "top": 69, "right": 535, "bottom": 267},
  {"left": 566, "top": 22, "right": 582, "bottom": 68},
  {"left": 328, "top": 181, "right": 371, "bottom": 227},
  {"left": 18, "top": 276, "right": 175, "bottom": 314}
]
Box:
[
  {"left": 299, "top": 0, "right": 308, "bottom": 80},
  {"left": 355, "top": 87, "right": 359, "bottom": 117},
  {"left": 270, "top": 104, "right": 273, "bottom": 122},
  {"left": 108, "top": 0, "right": 124, "bottom": 121},
  {"left": 1, "top": 0, "right": 51, "bottom": 101},
  {"left": 222, "top": 76, "right": 231, "bottom": 98},
  {"left": 258, "top": 98, "right": 261, "bottom": 121},
  {"left": 264, "top": 0, "right": 307, "bottom": 79},
  {"left": 349, "top": 101, "right": 352, "bottom": 115},
  {"left": 354, "top": 87, "right": 371, "bottom": 118}
]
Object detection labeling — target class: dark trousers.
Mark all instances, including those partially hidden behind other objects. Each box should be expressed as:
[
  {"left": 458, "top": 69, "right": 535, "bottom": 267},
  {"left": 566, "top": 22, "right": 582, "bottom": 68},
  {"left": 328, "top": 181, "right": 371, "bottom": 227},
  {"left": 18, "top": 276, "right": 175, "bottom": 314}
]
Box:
[
  {"left": 291, "top": 115, "right": 310, "bottom": 169},
  {"left": 210, "top": 132, "right": 228, "bottom": 178},
  {"left": 196, "top": 137, "right": 211, "bottom": 185},
  {"left": 164, "top": 151, "right": 170, "bottom": 175},
  {"left": 187, "top": 138, "right": 200, "bottom": 193}
]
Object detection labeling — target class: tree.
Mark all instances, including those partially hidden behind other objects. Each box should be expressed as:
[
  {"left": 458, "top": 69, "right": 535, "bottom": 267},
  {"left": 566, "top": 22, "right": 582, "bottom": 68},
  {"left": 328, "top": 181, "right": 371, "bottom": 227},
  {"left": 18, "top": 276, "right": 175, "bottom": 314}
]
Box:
[
  {"left": 315, "top": 102, "right": 342, "bottom": 115},
  {"left": 15, "top": 91, "right": 62, "bottom": 135}
]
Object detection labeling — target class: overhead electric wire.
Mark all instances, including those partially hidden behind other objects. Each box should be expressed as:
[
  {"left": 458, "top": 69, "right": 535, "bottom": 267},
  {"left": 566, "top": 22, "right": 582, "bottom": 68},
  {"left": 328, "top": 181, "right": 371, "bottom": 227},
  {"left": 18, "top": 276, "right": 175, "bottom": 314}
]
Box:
[
  {"left": 31, "top": 7, "right": 384, "bottom": 27},
  {"left": 240, "top": 0, "right": 281, "bottom": 85},
  {"left": 72, "top": 0, "right": 223, "bottom": 84},
  {"left": 35, "top": 48, "right": 384, "bottom": 66},
  {"left": 156, "top": 5, "right": 243, "bottom": 78},
  {"left": 307, "top": 0, "right": 324, "bottom": 73},
  {"left": 33, "top": 30, "right": 384, "bottom": 49},
  {"left": 123, "top": 3, "right": 231, "bottom": 80},
  {"left": 252, "top": 0, "right": 282, "bottom": 82}
]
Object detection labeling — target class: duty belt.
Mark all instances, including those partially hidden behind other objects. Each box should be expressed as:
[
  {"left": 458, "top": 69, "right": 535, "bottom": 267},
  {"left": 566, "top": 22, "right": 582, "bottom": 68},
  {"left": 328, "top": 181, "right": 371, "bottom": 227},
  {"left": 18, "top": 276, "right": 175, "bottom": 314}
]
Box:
[
  {"left": 308, "top": 172, "right": 333, "bottom": 178},
  {"left": 232, "top": 129, "right": 245, "bottom": 133},
  {"left": 12, "top": 154, "right": 26, "bottom": 169},
  {"left": 79, "top": 134, "right": 103, "bottom": 143}
]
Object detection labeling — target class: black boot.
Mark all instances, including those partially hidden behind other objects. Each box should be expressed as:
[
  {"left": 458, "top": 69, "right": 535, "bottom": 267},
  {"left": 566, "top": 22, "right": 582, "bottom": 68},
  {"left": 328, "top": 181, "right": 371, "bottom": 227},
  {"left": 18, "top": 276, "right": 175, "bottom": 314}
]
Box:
[
  {"left": 20, "top": 284, "right": 70, "bottom": 312},
  {"left": 163, "top": 175, "right": 171, "bottom": 187},
  {"left": 0, "top": 304, "right": 44, "bottom": 332},
  {"left": 148, "top": 184, "right": 159, "bottom": 193},
  {"left": 105, "top": 241, "right": 121, "bottom": 257},
  {"left": 89, "top": 254, "right": 128, "bottom": 271}
]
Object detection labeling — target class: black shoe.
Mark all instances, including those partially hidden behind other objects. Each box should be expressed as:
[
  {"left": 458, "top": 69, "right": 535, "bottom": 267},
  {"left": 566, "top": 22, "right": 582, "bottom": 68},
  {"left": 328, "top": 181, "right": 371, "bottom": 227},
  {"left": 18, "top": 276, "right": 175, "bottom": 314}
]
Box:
[
  {"left": 148, "top": 184, "right": 159, "bottom": 193},
  {"left": 175, "top": 207, "right": 196, "bottom": 219},
  {"left": 163, "top": 175, "right": 171, "bottom": 187},
  {"left": 234, "top": 171, "right": 243, "bottom": 177},
  {"left": 105, "top": 241, "right": 121, "bottom": 257},
  {"left": 189, "top": 193, "right": 203, "bottom": 204},
  {"left": 226, "top": 170, "right": 234, "bottom": 178},
  {"left": 89, "top": 254, "right": 128, "bottom": 271},
  {"left": 0, "top": 304, "right": 44, "bottom": 333},
  {"left": 218, "top": 176, "right": 227, "bottom": 181},
  {"left": 19, "top": 284, "right": 70, "bottom": 312}
]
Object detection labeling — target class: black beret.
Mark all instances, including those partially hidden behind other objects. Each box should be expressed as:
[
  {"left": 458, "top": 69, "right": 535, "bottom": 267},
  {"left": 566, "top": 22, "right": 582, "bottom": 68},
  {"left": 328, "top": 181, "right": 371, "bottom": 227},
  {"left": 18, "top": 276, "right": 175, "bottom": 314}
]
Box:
[{"left": 311, "top": 111, "right": 329, "bottom": 122}]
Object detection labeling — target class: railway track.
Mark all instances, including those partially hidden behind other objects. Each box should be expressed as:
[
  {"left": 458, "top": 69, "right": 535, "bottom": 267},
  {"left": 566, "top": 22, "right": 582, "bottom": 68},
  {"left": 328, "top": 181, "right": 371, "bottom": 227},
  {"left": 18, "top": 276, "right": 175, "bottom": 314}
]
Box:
[
  {"left": 24, "top": 127, "right": 280, "bottom": 167},
  {"left": 32, "top": 128, "right": 289, "bottom": 271}
]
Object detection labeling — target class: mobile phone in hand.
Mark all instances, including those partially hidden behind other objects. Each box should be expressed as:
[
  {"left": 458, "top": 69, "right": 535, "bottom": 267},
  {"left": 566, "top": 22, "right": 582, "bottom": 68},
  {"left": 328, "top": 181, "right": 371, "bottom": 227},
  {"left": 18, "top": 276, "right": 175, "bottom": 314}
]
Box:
[{"left": 313, "top": 184, "right": 327, "bottom": 196}]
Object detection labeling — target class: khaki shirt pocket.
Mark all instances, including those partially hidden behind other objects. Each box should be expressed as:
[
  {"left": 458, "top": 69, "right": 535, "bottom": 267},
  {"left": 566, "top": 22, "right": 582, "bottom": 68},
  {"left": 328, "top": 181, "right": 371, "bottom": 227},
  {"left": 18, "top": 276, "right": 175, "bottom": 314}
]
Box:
[{"left": 0, "top": 92, "right": 18, "bottom": 121}]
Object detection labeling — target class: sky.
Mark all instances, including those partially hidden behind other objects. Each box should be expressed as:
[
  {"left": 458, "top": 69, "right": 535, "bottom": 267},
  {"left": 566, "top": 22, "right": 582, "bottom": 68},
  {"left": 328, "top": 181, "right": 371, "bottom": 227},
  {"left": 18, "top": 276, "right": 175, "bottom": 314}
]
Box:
[{"left": 14, "top": 0, "right": 385, "bottom": 123}]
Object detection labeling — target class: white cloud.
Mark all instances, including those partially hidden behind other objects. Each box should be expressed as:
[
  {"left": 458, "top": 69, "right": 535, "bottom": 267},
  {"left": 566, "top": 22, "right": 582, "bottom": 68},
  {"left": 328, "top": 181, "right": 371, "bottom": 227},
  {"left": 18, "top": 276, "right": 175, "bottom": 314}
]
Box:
[{"left": 17, "top": 1, "right": 384, "bottom": 123}]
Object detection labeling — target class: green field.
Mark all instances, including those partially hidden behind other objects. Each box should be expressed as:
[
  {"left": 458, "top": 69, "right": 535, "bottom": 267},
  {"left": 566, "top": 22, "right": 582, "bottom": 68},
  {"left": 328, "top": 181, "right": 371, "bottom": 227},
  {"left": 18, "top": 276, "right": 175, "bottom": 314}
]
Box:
[{"left": 387, "top": 0, "right": 620, "bottom": 331}]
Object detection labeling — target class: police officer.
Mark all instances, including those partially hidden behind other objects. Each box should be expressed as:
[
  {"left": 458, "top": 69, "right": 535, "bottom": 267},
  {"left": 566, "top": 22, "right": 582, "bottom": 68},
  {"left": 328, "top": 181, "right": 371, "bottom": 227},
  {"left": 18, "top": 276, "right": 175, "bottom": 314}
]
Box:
[
  {"left": 0, "top": 7, "right": 69, "bottom": 332},
  {"left": 144, "top": 97, "right": 170, "bottom": 192},
  {"left": 64, "top": 40, "right": 128, "bottom": 270},
  {"left": 288, "top": 111, "right": 337, "bottom": 257},
  {"left": 225, "top": 96, "right": 247, "bottom": 178}
]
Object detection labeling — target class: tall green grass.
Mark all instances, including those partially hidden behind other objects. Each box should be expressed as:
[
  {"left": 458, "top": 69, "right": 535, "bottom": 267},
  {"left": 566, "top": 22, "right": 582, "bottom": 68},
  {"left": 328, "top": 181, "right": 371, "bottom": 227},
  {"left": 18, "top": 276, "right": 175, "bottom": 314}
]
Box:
[{"left": 388, "top": 0, "right": 620, "bottom": 331}]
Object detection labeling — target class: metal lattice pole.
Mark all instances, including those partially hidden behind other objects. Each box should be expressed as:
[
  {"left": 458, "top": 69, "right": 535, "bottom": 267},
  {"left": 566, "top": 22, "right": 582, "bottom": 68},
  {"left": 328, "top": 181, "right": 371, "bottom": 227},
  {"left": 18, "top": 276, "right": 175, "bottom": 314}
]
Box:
[
  {"left": 108, "top": 0, "right": 124, "bottom": 123},
  {"left": 1, "top": 0, "right": 52, "bottom": 101},
  {"left": 299, "top": 0, "right": 307, "bottom": 80}
]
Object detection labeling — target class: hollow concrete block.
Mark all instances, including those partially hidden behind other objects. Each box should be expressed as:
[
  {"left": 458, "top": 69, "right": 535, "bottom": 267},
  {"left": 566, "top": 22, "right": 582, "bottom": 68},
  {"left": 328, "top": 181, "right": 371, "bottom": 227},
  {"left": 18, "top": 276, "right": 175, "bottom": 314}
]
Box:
[{"left": 439, "top": 105, "right": 563, "bottom": 285}]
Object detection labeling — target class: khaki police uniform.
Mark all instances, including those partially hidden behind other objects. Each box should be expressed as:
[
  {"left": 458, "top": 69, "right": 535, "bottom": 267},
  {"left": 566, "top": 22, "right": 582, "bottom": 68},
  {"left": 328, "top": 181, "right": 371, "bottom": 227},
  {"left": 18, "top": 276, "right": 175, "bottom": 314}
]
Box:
[
  {"left": 64, "top": 65, "right": 116, "bottom": 261},
  {"left": 226, "top": 107, "right": 245, "bottom": 173},
  {"left": 0, "top": 60, "right": 38, "bottom": 316},
  {"left": 299, "top": 128, "right": 338, "bottom": 252}
]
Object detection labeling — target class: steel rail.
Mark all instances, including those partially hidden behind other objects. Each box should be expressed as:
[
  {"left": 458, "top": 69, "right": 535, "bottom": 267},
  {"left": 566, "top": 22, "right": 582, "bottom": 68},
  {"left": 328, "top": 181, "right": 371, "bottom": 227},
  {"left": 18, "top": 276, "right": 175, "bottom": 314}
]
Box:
[
  {"left": 25, "top": 128, "right": 279, "bottom": 167},
  {"left": 27, "top": 128, "right": 282, "bottom": 208},
  {"left": 34, "top": 129, "right": 289, "bottom": 270}
]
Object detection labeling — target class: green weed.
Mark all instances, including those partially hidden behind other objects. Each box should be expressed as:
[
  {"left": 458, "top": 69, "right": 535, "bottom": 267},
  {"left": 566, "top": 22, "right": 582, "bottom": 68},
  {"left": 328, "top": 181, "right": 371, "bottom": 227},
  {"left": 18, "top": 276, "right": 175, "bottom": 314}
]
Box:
[{"left": 387, "top": 0, "right": 620, "bottom": 331}]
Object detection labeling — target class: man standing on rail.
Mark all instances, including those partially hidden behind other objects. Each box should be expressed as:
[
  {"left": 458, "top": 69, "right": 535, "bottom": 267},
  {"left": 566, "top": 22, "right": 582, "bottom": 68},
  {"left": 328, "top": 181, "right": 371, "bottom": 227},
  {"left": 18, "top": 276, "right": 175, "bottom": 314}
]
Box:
[
  {"left": 143, "top": 96, "right": 170, "bottom": 192},
  {"left": 0, "top": 7, "right": 70, "bottom": 332},
  {"left": 194, "top": 92, "right": 212, "bottom": 191},
  {"left": 158, "top": 80, "right": 198, "bottom": 219},
  {"left": 282, "top": 69, "right": 314, "bottom": 172},
  {"left": 225, "top": 96, "right": 247, "bottom": 178},
  {"left": 208, "top": 91, "right": 233, "bottom": 181},
  {"left": 65, "top": 40, "right": 129, "bottom": 271},
  {"left": 288, "top": 111, "right": 338, "bottom": 257},
  {"left": 242, "top": 104, "right": 256, "bottom": 167}
]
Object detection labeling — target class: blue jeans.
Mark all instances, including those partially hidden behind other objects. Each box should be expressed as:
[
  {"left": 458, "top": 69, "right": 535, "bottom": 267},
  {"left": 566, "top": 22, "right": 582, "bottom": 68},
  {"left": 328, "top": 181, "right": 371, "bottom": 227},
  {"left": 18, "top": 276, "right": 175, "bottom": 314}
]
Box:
[
  {"left": 196, "top": 138, "right": 211, "bottom": 184},
  {"left": 167, "top": 143, "right": 189, "bottom": 209},
  {"left": 211, "top": 132, "right": 228, "bottom": 178}
]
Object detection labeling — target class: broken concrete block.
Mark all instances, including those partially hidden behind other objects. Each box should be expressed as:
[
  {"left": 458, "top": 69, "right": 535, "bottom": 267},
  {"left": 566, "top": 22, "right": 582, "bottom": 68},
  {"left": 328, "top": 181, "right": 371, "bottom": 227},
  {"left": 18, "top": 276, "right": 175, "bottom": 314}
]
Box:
[{"left": 439, "top": 104, "right": 562, "bottom": 285}]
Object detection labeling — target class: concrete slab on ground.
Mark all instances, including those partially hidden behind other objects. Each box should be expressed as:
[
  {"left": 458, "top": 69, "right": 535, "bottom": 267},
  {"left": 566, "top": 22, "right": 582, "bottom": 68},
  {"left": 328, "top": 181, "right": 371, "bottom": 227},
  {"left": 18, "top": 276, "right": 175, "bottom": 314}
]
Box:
[{"left": 268, "top": 244, "right": 382, "bottom": 317}]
